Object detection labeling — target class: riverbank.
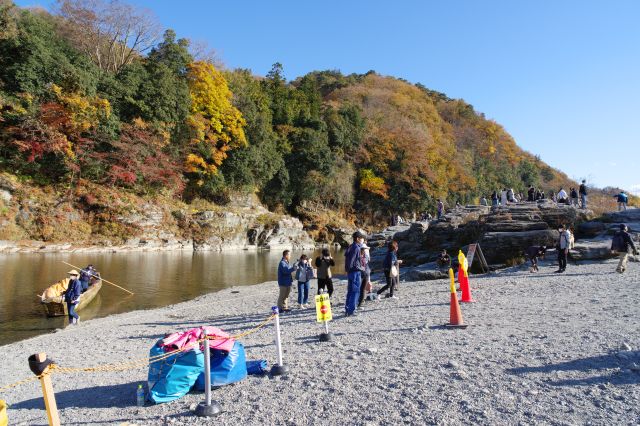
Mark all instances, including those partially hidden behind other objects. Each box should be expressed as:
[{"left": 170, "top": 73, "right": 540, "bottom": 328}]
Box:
[{"left": 1, "top": 258, "right": 639, "bottom": 425}]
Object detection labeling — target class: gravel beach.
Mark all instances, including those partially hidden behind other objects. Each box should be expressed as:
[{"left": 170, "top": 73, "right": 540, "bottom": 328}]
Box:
[{"left": 1, "top": 257, "right": 639, "bottom": 425}]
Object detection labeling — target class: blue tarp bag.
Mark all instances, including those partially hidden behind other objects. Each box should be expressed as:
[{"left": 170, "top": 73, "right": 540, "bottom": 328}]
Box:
[
  {"left": 147, "top": 343, "right": 204, "bottom": 404},
  {"left": 195, "top": 341, "right": 247, "bottom": 390}
]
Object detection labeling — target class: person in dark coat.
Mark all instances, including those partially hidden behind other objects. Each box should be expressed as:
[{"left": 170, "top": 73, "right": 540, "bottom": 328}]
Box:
[
  {"left": 611, "top": 224, "right": 638, "bottom": 273},
  {"left": 344, "top": 231, "right": 365, "bottom": 316},
  {"left": 64, "top": 270, "right": 83, "bottom": 325},
  {"left": 315, "top": 248, "right": 335, "bottom": 297},
  {"left": 376, "top": 240, "right": 402, "bottom": 299},
  {"left": 525, "top": 245, "right": 546, "bottom": 272}
]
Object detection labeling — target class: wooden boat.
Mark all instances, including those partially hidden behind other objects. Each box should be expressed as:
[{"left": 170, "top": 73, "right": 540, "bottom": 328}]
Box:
[{"left": 40, "top": 277, "right": 102, "bottom": 317}]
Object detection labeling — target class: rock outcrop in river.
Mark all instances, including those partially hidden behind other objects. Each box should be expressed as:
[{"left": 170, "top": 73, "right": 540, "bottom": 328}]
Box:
[{"left": 368, "top": 201, "right": 596, "bottom": 270}]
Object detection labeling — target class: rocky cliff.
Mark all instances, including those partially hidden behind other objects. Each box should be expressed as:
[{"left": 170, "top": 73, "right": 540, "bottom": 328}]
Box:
[{"left": 0, "top": 174, "right": 315, "bottom": 253}]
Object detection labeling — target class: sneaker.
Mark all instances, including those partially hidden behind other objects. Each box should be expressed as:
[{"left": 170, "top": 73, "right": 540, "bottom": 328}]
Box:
[
  {"left": 554, "top": 270, "right": 562, "bottom": 273},
  {"left": 389, "top": 295, "right": 398, "bottom": 299}
]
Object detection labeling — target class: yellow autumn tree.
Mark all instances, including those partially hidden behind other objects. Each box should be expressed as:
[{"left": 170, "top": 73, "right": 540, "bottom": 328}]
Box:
[
  {"left": 359, "top": 168, "right": 389, "bottom": 199},
  {"left": 186, "top": 61, "right": 247, "bottom": 177}
]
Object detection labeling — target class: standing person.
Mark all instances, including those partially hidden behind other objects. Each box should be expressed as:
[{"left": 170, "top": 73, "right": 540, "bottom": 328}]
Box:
[
  {"left": 376, "top": 240, "right": 402, "bottom": 299},
  {"left": 555, "top": 225, "right": 571, "bottom": 273},
  {"left": 500, "top": 188, "right": 508, "bottom": 206},
  {"left": 525, "top": 245, "right": 546, "bottom": 272},
  {"left": 611, "top": 224, "right": 638, "bottom": 273},
  {"left": 277, "top": 250, "right": 298, "bottom": 313},
  {"left": 570, "top": 187, "right": 579, "bottom": 206},
  {"left": 549, "top": 190, "right": 556, "bottom": 202},
  {"left": 79, "top": 264, "right": 95, "bottom": 293},
  {"left": 491, "top": 191, "right": 499, "bottom": 206},
  {"left": 357, "top": 244, "right": 372, "bottom": 308},
  {"left": 557, "top": 188, "right": 568, "bottom": 204},
  {"left": 295, "top": 255, "right": 313, "bottom": 309},
  {"left": 579, "top": 180, "right": 588, "bottom": 209},
  {"left": 436, "top": 199, "right": 444, "bottom": 219},
  {"left": 64, "top": 270, "right": 82, "bottom": 325},
  {"left": 344, "top": 231, "right": 365, "bottom": 316},
  {"left": 506, "top": 188, "right": 514, "bottom": 203},
  {"left": 480, "top": 196, "right": 488, "bottom": 206},
  {"left": 615, "top": 191, "right": 628, "bottom": 211},
  {"left": 315, "top": 248, "right": 335, "bottom": 297},
  {"left": 528, "top": 186, "right": 536, "bottom": 202}
]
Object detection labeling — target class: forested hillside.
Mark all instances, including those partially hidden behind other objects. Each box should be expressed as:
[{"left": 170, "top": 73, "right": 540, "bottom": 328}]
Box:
[{"left": 0, "top": 0, "right": 634, "bottom": 244}]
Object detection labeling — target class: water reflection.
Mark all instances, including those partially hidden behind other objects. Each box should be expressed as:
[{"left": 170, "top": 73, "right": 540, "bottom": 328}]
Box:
[{"left": 0, "top": 248, "right": 345, "bottom": 345}]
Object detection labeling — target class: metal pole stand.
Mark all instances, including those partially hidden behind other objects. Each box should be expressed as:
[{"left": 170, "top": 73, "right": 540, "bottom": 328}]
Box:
[
  {"left": 28, "top": 353, "right": 60, "bottom": 426},
  {"left": 270, "top": 306, "right": 289, "bottom": 376},
  {"left": 195, "top": 331, "right": 222, "bottom": 417}
]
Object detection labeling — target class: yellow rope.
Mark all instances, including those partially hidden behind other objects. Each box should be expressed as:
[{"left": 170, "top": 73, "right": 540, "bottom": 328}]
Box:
[{"left": 0, "top": 313, "right": 277, "bottom": 392}]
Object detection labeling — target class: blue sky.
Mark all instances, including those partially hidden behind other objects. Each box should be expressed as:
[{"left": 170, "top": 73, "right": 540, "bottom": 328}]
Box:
[{"left": 18, "top": 0, "right": 640, "bottom": 193}]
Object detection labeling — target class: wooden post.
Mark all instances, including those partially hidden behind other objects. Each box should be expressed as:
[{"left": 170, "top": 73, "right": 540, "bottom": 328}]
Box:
[{"left": 35, "top": 353, "right": 60, "bottom": 426}]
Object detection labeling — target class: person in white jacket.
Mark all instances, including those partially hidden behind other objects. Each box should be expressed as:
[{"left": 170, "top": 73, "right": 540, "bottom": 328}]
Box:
[
  {"left": 500, "top": 188, "right": 508, "bottom": 206},
  {"left": 557, "top": 188, "right": 568, "bottom": 204}
]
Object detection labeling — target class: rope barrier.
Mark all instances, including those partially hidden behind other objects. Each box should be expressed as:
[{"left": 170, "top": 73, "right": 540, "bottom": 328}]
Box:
[{"left": 0, "top": 313, "right": 276, "bottom": 393}]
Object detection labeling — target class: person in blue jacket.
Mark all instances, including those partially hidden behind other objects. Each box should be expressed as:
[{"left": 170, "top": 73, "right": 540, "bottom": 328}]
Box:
[
  {"left": 64, "top": 270, "right": 83, "bottom": 325},
  {"left": 344, "top": 231, "right": 365, "bottom": 316},
  {"left": 277, "top": 250, "right": 298, "bottom": 312}
]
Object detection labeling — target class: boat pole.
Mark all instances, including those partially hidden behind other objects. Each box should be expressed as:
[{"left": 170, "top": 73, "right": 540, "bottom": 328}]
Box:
[{"left": 61, "top": 261, "right": 134, "bottom": 295}]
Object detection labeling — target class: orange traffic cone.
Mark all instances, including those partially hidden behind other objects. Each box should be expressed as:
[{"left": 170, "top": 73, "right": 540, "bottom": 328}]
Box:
[
  {"left": 446, "top": 268, "right": 468, "bottom": 328},
  {"left": 459, "top": 265, "right": 475, "bottom": 303}
]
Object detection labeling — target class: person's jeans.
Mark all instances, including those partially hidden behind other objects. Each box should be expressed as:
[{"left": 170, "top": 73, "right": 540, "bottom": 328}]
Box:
[
  {"left": 317, "top": 278, "right": 333, "bottom": 297},
  {"left": 277, "top": 285, "right": 291, "bottom": 310},
  {"left": 297, "top": 281, "right": 310, "bottom": 305},
  {"left": 345, "top": 271, "right": 361, "bottom": 314},
  {"left": 557, "top": 249, "right": 567, "bottom": 270},
  {"left": 67, "top": 302, "right": 79, "bottom": 323},
  {"left": 80, "top": 279, "right": 89, "bottom": 292},
  {"left": 580, "top": 194, "right": 587, "bottom": 209}
]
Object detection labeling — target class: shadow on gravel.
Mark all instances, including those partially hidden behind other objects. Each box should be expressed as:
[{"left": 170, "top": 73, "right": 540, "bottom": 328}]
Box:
[
  {"left": 11, "top": 381, "right": 139, "bottom": 410},
  {"left": 506, "top": 351, "right": 640, "bottom": 386}
]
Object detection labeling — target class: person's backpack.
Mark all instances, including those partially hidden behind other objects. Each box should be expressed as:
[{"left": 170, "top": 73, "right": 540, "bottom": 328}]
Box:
[{"left": 611, "top": 232, "right": 625, "bottom": 252}]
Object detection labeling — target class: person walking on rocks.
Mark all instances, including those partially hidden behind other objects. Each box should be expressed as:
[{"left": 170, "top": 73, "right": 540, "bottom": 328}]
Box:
[
  {"left": 358, "top": 243, "right": 372, "bottom": 308},
  {"left": 295, "top": 254, "right": 314, "bottom": 309},
  {"left": 315, "top": 248, "right": 335, "bottom": 297},
  {"left": 63, "top": 270, "right": 82, "bottom": 325},
  {"left": 615, "top": 191, "right": 628, "bottom": 211},
  {"left": 344, "top": 231, "right": 365, "bottom": 316},
  {"left": 525, "top": 245, "right": 546, "bottom": 272},
  {"left": 579, "top": 180, "right": 588, "bottom": 209},
  {"left": 480, "top": 196, "right": 488, "bottom": 206},
  {"left": 436, "top": 199, "right": 444, "bottom": 219},
  {"left": 611, "top": 224, "right": 638, "bottom": 273},
  {"left": 277, "top": 250, "right": 298, "bottom": 312},
  {"left": 555, "top": 225, "right": 571, "bottom": 273},
  {"left": 377, "top": 240, "right": 402, "bottom": 299}
]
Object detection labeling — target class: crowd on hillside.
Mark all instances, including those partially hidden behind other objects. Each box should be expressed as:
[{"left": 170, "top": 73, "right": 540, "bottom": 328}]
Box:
[{"left": 389, "top": 181, "right": 632, "bottom": 225}]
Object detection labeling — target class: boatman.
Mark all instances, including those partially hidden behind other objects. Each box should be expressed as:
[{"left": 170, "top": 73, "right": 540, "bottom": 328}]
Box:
[{"left": 64, "top": 270, "right": 83, "bottom": 325}]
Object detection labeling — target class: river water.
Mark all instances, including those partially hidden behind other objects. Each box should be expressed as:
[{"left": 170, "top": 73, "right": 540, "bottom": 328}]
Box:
[{"left": 0, "top": 249, "right": 345, "bottom": 345}]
